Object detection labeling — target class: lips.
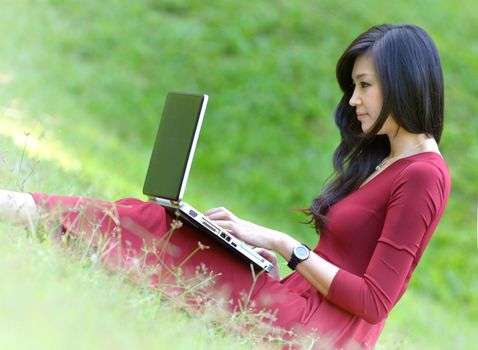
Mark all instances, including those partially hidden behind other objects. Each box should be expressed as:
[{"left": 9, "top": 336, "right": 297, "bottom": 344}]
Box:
[{"left": 356, "top": 113, "right": 367, "bottom": 120}]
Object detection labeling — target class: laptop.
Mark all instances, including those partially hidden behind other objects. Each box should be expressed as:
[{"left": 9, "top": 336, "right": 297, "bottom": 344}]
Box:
[{"left": 143, "top": 92, "right": 273, "bottom": 272}]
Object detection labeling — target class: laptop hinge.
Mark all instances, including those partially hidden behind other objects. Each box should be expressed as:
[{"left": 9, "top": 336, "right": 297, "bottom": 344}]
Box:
[{"left": 148, "top": 197, "right": 180, "bottom": 208}]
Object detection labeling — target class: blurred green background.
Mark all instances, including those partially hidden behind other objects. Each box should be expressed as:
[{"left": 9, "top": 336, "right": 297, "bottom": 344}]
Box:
[{"left": 1, "top": 0, "right": 477, "bottom": 348}]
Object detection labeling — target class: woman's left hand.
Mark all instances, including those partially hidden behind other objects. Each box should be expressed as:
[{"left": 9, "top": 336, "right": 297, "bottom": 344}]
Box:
[{"left": 204, "top": 207, "right": 282, "bottom": 251}]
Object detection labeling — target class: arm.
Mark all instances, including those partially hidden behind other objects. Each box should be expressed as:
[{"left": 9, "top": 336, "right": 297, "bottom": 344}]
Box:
[
  {"left": 271, "top": 231, "right": 339, "bottom": 295},
  {"left": 326, "top": 163, "right": 448, "bottom": 323},
  {"left": 204, "top": 208, "right": 339, "bottom": 295},
  {"left": 206, "top": 162, "right": 448, "bottom": 322},
  {"left": 0, "top": 190, "right": 39, "bottom": 225}
]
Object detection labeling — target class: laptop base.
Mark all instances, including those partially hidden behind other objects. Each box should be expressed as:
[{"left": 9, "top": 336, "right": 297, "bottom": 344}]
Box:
[{"left": 149, "top": 198, "right": 273, "bottom": 273}]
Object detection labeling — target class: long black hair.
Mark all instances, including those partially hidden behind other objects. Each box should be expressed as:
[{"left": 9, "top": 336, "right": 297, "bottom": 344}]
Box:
[{"left": 309, "top": 24, "right": 444, "bottom": 233}]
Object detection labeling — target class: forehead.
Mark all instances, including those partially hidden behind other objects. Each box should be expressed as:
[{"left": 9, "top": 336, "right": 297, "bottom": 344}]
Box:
[{"left": 351, "top": 54, "right": 377, "bottom": 78}]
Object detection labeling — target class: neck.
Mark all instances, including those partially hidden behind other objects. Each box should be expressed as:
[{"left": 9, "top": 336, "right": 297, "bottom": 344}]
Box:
[
  {"left": 373, "top": 131, "right": 439, "bottom": 172},
  {"left": 387, "top": 131, "right": 433, "bottom": 158}
]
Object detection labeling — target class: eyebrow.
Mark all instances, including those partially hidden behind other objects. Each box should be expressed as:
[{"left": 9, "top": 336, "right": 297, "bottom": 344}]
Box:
[{"left": 352, "top": 73, "right": 375, "bottom": 80}]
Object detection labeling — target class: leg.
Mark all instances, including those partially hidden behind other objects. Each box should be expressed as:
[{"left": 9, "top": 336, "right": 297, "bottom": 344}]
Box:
[{"left": 30, "top": 193, "right": 311, "bottom": 333}]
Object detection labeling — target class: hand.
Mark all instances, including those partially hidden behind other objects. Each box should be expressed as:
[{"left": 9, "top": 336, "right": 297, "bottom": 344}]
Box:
[
  {"left": 253, "top": 247, "right": 280, "bottom": 280},
  {"left": 204, "top": 207, "right": 282, "bottom": 251}
]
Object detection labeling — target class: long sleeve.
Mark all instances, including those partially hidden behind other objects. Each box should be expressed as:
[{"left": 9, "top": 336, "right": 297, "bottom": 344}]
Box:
[{"left": 326, "top": 161, "right": 449, "bottom": 324}]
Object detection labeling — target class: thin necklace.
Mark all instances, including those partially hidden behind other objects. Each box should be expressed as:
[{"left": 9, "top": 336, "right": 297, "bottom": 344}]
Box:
[{"left": 375, "top": 139, "right": 428, "bottom": 172}]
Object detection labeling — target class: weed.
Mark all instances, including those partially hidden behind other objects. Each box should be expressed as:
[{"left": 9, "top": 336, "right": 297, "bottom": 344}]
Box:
[{"left": 30, "top": 197, "right": 326, "bottom": 349}]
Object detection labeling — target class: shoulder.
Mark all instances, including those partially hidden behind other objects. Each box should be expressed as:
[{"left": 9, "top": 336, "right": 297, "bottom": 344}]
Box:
[
  {"left": 398, "top": 152, "right": 449, "bottom": 179},
  {"left": 392, "top": 152, "right": 450, "bottom": 198}
]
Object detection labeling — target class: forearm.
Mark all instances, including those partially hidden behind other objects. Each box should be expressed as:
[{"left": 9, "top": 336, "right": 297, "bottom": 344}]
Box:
[
  {"left": 272, "top": 232, "right": 339, "bottom": 296},
  {"left": 0, "top": 190, "right": 39, "bottom": 225},
  {"left": 205, "top": 207, "right": 340, "bottom": 295}
]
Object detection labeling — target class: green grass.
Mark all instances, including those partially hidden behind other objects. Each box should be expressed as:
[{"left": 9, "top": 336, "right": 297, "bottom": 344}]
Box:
[
  {"left": 0, "top": 224, "right": 253, "bottom": 350},
  {"left": 1, "top": 0, "right": 477, "bottom": 348}
]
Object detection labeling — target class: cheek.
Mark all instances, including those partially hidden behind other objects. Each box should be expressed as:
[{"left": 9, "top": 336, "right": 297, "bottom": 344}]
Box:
[
  {"left": 366, "top": 92, "right": 386, "bottom": 132},
  {"left": 371, "top": 92, "right": 383, "bottom": 113}
]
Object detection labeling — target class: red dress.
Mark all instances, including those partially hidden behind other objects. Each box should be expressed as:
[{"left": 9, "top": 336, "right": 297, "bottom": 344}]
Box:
[{"left": 31, "top": 152, "right": 450, "bottom": 349}]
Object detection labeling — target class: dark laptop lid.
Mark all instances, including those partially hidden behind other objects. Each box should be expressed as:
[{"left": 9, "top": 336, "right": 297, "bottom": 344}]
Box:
[{"left": 143, "top": 92, "right": 208, "bottom": 202}]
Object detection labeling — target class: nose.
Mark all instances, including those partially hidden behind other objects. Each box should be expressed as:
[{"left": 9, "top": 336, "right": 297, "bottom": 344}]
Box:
[{"left": 349, "top": 87, "right": 361, "bottom": 107}]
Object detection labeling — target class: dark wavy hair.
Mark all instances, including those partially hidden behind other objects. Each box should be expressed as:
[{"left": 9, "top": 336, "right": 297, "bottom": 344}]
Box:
[{"left": 309, "top": 24, "right": 444, "bottom": 233}]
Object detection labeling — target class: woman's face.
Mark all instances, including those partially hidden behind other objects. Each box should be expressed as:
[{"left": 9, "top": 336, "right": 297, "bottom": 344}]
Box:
[{"left": 349, "top": 54, "right": 397, "bottom": 135}]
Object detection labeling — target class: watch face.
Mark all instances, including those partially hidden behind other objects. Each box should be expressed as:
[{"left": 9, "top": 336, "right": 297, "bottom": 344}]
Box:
[{"left": 295, "top": 245, "right": 309, "bottom": 259}]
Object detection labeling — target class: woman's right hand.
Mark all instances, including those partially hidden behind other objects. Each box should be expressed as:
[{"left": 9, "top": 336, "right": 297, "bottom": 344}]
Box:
[{"left": 253, "top": 247, "right": 280, "bottom": 280}]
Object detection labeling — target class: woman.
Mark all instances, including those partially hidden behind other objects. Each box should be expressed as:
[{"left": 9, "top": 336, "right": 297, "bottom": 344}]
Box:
[{"left": 1, "top": 24, "right": 450, "bottom": 349}]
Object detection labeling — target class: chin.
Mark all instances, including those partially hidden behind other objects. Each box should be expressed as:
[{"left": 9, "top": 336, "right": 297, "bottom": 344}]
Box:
[{"left": 360, "top": 124, "right": 372, "bottom": 133}]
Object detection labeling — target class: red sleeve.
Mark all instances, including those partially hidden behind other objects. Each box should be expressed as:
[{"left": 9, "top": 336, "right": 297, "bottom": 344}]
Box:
[{"left": 326, "top": 162, "right": 448, "bottom": 324}]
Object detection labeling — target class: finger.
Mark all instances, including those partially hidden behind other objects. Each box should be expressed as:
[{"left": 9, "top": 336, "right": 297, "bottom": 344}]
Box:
[
  {"left": 203, "top": 207, "right": 221, "bottom": 215},
  {"left": 212, "top": 220, "right": 236, "bottom": 230},
  {"left": 206, "top": 214, "right": 235, "bottom": 224},
  {"left": 211, "top": 220, "right": 243, "bottom": 237},
  {"left": 204, "top": 207, "right": 230, "bottom": 217},
  {"left": 205, "top": 208, "right": 237, "bottom": 221},
  {"left": 204, "top": 211, "right": 228, "bottom": 220},
  {"left": 253, "top": 248, "right": 277, "bottom": 261}
]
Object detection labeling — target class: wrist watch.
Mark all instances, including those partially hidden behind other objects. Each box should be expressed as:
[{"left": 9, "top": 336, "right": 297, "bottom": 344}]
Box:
[{"left": 287, "top": 244, "right": 311, "bottom": 270}]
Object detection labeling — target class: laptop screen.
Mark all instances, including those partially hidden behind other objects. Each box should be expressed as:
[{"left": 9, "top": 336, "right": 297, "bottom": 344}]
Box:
[{"left": 143, "top": 92, "right": 208, "bottom": 201}]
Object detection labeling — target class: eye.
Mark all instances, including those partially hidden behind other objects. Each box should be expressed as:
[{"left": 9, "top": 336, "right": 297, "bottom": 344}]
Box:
[{"left": 360, "top": 82, "right": 371, "bottom": 88}]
